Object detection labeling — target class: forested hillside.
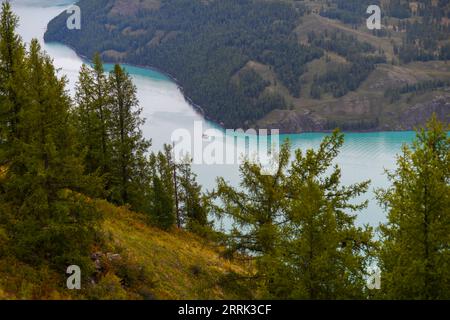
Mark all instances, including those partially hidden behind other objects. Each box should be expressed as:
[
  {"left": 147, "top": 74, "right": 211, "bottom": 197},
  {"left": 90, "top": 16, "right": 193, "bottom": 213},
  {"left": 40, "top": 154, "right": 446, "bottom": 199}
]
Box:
[{"left": 45, "top": 0, "right": 450, "bottom": 131}]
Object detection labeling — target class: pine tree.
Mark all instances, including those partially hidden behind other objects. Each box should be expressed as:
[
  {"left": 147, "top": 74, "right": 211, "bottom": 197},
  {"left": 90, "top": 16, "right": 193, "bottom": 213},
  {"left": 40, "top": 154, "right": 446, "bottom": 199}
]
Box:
[
  {"left": 377, "top": 116, "right": 450, "bottom": 299},
  {"left": 108, "top": 64, "right": 151, "bottom": 210}
]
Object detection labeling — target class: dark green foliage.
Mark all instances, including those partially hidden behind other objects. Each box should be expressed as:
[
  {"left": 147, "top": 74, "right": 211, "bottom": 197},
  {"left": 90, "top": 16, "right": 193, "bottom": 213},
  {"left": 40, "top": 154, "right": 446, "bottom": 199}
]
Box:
[
  {"left": 311, "top": 56, "right": 385, "bottom": 98},
  {"left": 45, "top": 0, "right": 450, "bottom": 127},
  {"left": 259, "top": 40, "right": 322, "bottom": 98},
  {"left": 385, "top": 80, "right": 450, "bottom": 102},
  {"left": 108, "top": 64, "right": 151, "bottom": 211},
  {"left": 320, "top": 0, "right": 380, "bottom": 26},
  {"left": 177, "top": 158, "right": 211, "bottom": 235},
  {"left": 146, "top": 146, "right": 211, "bottom": 232},
  {"left": 398, "top": 17, "right": 450, "bottom": 63},
  {"left": 308, "top": 31, "right": 376, "bottom": 59},
  {"left": 74, "top": 54, "right": 111, "bottom": 180},
  {"left": 75, "top": 57, "right": 152, "bottom": 213},
  {"left": 319, "top": 1, "right": 449, "bottom": 64},
  {"left": 45, "top": 0, "right": 320, "bottom": 128},
  {"left": 324, "top": 118, "right": 380, "bottom": 131},
  {"left": 74, "top": 54, "right": 211, "bottom": 233},
  {"left": 0, "top": 1, "right": 27, "bottom": 152},
  {"left": 308, "top": 31, "right": 386, "bottom": 98},
  {"left": 440, "top": 43, "right": 450, "bottom": 61},
  {"left": 0, "top": 8, "right": 103, "bottom": 271},
  {"left": 237, "top": 69, "right": 269, "bottom": 99},
  {"left": 386, "top": 0, "right": 411, "bottom": 19},
  {"left": 148, "top": 145, "right": 177, "bottom": 230}
]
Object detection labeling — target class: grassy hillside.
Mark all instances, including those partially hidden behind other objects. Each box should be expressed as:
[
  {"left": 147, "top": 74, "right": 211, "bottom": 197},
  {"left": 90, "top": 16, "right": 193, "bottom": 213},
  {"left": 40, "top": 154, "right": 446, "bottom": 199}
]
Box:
[
  {"left": 0, "top": 200, "right": 252, "bottom": 300},
  {"left": 257, "top": 8, "right": 450, "bottom": 132},
  {"left": 44, "top": 0, "right": 450, "bottom": 132}
]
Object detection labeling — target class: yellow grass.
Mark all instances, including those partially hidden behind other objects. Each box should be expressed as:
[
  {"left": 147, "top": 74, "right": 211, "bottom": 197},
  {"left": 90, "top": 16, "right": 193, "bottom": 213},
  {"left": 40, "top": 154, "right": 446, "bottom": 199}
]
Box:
[{"left": 0, "top": 199, "right": 251, "bottom": 300}]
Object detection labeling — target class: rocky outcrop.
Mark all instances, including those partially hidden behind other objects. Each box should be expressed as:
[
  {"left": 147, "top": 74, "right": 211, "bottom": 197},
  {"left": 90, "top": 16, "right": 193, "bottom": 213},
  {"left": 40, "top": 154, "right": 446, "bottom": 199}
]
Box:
[
  {"left": 393, "top": 94, "right": 450, "bottom": 130},
  {"left": 262, "top": 92, "right": 449, "bottom": 133},
  {"left": 260, "top": 110, "right": 326, "bottom": 133}
]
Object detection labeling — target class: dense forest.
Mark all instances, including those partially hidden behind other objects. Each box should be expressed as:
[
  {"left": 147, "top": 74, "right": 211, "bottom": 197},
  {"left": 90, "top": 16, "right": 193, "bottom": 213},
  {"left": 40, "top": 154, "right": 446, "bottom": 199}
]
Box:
[
  {"left": 46, "top": 0, "right": 323, "bottom": 128},
  {"left": 308, "top": 30, "right": 387, "bottom": 98},
  {"left": 44, "top": 0, "right": 450, "bottom": 131},
  {"left": 1, "top": 3, "right": 450, "bottom": 299},
  {"left": 321, "top": 0, "right": 450, "bottom": 62}
]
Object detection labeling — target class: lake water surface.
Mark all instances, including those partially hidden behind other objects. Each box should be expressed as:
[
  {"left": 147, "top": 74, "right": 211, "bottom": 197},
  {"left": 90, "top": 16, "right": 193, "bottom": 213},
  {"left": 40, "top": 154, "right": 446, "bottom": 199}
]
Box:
[{"left": 12, "top": 0, "right": 418, "bottom": 226}]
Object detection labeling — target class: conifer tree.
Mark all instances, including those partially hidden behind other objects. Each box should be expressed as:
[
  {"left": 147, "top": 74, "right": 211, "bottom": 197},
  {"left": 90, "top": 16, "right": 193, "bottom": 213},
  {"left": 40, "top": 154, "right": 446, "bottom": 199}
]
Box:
[
  {"left": 377, "top": 116, "right": 450, "bottom": 299},
  {"left": 146, "top": 147, "right": 210, "bottom": 232},
  {"left": 213, "top": 142, "right": 291, "bottom": 285},
  {"left": 0, "top": 1, "right": 27, "bottom": 154},
  {"left": 148, "top": 145, "right": 177, "bottom": 229},
  {"left": 214, "top": 134, "right": 375, "bottom": 299},
  {"left": 273, "top": 131, "right": 374, "bottom": 299},
  {"left": 74, "top": 53, "right": 111, "bottom": 179},
  {"left": 177, "top": 157, "right": 210, "bottom": 234},
  {"left": 108, "top": 64, "right": 151, "bottom": 210},
  {"left": 1, "top": 39, "right": 101, "bottom": 270}
]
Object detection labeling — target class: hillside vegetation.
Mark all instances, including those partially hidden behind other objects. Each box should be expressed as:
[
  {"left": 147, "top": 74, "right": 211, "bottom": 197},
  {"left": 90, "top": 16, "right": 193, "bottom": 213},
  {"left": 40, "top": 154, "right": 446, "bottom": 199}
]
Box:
[
  {"left": 0, "top": 199, "right": 251, "bottom": 300},
  {"left": 1, "top": 3, "right": 449, "bottom": 300},
  {"left": 45, "top": 0, "right": 450, "bottom": 131}
]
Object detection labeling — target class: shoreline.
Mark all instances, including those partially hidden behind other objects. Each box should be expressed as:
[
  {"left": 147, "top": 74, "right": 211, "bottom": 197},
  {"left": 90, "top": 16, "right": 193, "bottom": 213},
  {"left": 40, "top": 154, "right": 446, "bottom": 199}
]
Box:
[
  {"left": 50, "top": 42, "right": 214, "bottom": 122},
  {"left": 45, "top": 41, "right": 436, "bottom": 136}
]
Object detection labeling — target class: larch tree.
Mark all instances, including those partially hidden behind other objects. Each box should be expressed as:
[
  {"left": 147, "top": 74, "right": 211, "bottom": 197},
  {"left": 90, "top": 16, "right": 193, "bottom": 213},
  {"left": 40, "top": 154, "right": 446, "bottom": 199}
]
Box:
[
  {"left": 377, "top": 116, "right": 450, "bottom": 299},
  {"left": 212, "top": 141, "right": 291, "bottom": 291},
  {"left": 273, "top": 131, "right": 375, "bottom": 299},
  {"left": 214, "top": 133, "right": 376, "bottom": 299}
]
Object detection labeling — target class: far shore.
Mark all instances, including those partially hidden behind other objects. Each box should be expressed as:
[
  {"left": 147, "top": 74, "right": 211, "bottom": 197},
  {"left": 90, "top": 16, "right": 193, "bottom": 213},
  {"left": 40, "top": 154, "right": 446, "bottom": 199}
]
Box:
[{"left": 44, "top": 41, "right": 437, "bottom": 136}]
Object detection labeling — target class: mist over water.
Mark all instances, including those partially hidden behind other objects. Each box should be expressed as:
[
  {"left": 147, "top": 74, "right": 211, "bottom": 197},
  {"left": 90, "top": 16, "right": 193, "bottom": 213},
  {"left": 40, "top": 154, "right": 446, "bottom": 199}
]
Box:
[{"left": 12, "top": 1, "right": 417, "bottom": 226}]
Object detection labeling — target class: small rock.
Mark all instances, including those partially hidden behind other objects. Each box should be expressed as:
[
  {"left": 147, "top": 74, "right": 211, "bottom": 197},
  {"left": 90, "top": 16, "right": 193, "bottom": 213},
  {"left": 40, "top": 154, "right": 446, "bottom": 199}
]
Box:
[{"left": 107, "top": 253, "right": 122, "bottom": 261}]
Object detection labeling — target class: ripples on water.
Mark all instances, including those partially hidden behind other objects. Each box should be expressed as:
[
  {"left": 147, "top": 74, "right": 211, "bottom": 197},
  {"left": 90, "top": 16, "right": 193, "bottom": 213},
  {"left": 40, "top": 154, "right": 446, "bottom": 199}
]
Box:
[{"left": 13, "top": 1, "right": 418, "bottom": 226}]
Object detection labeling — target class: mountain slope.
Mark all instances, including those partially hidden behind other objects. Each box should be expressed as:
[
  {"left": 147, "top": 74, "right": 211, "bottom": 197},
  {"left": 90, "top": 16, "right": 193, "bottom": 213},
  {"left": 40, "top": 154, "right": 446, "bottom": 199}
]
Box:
[
  {"left": 44, "top": 0, "right": 450, "bottom": 131},
  {"left": 0, "top": 200, "right": 251, "bottom": 300}
]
